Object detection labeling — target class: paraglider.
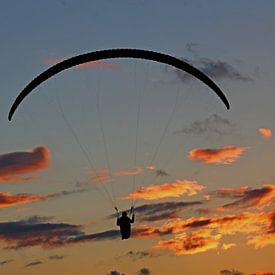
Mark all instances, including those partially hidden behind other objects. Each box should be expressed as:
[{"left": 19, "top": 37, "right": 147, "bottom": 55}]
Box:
[
  {"left": 8, "top": 48, "right": 230, "bottom": 240},
  {"left": 8, "top": 48, "right": 230, "bottom": 121}
]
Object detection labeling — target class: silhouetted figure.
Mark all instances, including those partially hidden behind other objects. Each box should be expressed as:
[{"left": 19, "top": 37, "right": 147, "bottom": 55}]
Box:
[{"left": 116, "top": 207, "right": 135, "bottom": 240}]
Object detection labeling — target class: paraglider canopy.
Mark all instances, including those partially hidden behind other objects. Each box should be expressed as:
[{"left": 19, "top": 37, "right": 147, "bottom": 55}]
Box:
[{"left": 8, "top": 48, "right": 230, "bottom": 121}]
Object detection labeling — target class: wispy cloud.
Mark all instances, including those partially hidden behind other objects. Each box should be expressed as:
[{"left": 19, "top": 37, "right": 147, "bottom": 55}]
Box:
[
  {"left": 250, "top": 272, "right": 275, "bottom": 275},
  {"left": 189, "top": 145, "right": 247, "bottom": 164},
  {"left": 25, "top": 261, "right": 43, "bottom": 268},
  {"left": 215, "top": 184, "right": 275, "bottom": 211},
  {"left": 0, "top": 189, "right": 86, "bottom": 209},
  {"left": 138, "top": 267, "right": 151, "bottom": 275},
  {"left": 132, "top": 211, "right": 275, "bottom": 251},
  {"left": 0, "top": 259, "right": 14, "bottom": 266},
  {"left": 45, "top": 57, "right": 120, "bottom": 69},
  {"left": 220, "top": 269, "right": 244, "bottom": 275},
  {"left": 155, "top": 229, "right": 221, "bottom": 255},
  {"left": 0, "top": 147, "right": 50, "bottom": 183},
  {"left": 258, "top": 128, "right": 272, "bottom": 140},
  {"left": 90, "top": 167, "right": 143, "bottom": 184},
  {"left": 222, "top": 243, "right": 236, "bottom": 250},
  {"left": 108, "top": 200, "right": 203, "bottom": 222},
  {"left": 175, "top": 114, "right": 234, "bottom": 136},
  {"left": 123, "top": 180, "right": 204, "bottom": 200},
  {"left": 0, "top": 192, "right": 47, "bottom": 208},
  {"left": 176, "top": 57, "right": 250, "bottom": 82},
  {"left": 124, "top": 250, "right": 159, "bottom": 261},
  {"left": 48, "top": 255, "right": 64, "bottom": 260},
  {"left": 106, "top": 270, "right": 125, "bottom": 275}
]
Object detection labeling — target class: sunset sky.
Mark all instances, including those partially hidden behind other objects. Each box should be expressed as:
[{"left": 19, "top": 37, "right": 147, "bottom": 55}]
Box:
[{"left": 0, "top": 1, "right": 274, "bottom": 275}]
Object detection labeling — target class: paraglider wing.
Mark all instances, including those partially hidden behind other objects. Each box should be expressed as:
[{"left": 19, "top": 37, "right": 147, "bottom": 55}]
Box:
[{"left": 8, "top": 48, "right": 230, "bottom": 120}]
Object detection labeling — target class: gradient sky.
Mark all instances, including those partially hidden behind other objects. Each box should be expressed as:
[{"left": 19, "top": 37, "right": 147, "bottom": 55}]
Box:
[{"left": 0, "top": 1, "right": 275, "bottom": 275}]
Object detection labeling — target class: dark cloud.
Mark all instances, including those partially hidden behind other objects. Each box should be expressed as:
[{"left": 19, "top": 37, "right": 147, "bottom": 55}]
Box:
[
  {"left": 250, "top": 272, "right": 275, "bottom": 275},
  {"left": 0, "top": 259, "right": 14, "bottom": 266},
  {"left": 137, "top": 267, "right": 151, "bottom": 275},
  {"left": 106, "top": 271, "right": 125, "bottom": 275},
  {"left": 46, "top": 188, "right": 87, "bottom": 199},
  {"left": 108, "top": 200, "right": 203, "bottom": 222},
  {"left": 72, "top": 229, "right": 120, "bottom": 242},
  {"left": 48, "top": 255, "right": 64, "bottom": 260},
  {"left": 213, "top": 184, "right": 275, "bottom": 210},
  {"left": 220, "top": 269, "right": 244, "bottom": 275},
  {"left": 0, "top": 146, "right": 50, "bottom": 183},
  {"left": 174, "top": 114, "right": 234, "bottom": 136},
  {"left": 0, "top": 217, "right": 83, "bottom": 249},
  {"left": 0, "top": 215, "right": 122, "bottom": 249},
  {"left": 25, "top": 261, "right": 43, "bottom": 268},
  {"left": 176, "top": 57, "right": 250, "bottom": 82},
  {"left": 155, "top": 169, "right": 169, "bottom": 177},
  {"left": 124, "top": 250, "right": 160, "bottom": 261}
]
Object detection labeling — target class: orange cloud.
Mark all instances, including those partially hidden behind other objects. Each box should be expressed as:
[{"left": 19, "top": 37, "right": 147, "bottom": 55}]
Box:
[
  {"left": 258, "top": 128, "right": 272, "bottom": 140},
  {"left": 146, "top": 166, "right": 157, "bottom": 171},
  {"left": 113, "top": 167, "right": 143, "bottom": 177},
  {"left": 90, "top": 168, "right": 110, "bottom": 184},
  {"left": 218, "top": 184, "right": 275, "bottom": 211},
  {"left": 155, "top": 230, "right": 220, "bottom": 255},
  {"left": 90, "top": 167, "right": 143, "bottom": 184},
  {"left": 133, "top": 211, "right": 275, "bottom": 252},
  {"left": 0, "top": 192, "right": 47, "bottom": 208},
  {"left": 222, "top": 243, "right": 236, "bottom": 250},
  {"left": 189, "top": 145, "right": 247, "bottom": 164},
  {"left": 248, "top": 233, "right": 275, "bottom": 249},
  {"left": 251, "top": 272, "right": 275, "bottom": 275},
  {"left": 45, "top": 57, "right": 119, "bottom": 69},
  {"left": 0, "top": 189, "right": 85, "bottom": 209},
  {"left": 0, "top": 147, "right": 50, "bottom": 183},
  {"left": 124, "top": 180, "right": 204, "bottom": 200}
]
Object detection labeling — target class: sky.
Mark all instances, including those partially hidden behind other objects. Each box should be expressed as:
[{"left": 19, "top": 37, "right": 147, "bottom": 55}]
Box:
[{"left": 0, "top": 1, "right": 275, "bottom": 274}]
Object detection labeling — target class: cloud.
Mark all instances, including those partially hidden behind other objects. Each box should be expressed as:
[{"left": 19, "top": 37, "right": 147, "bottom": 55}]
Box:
[
  {"left": 175, "top": 114, "right": 234, "bottom": 136},
  {"left": 220, "top": 269, "right": 244, "bottom": 275},
  {"left": 217, "top": 184, "right": 275, "bottom": 210},
  {"left": 132, "top": 211, "right": 275, "bottom": 250},
  {"left": 258, "top": 128, "right": 272, "bottom": 140},
  {"left": 124, "top": 180, "right": 204, "bottom": 200},
  {"left": 45, "top": 57, "right": 119, "bottom": 69},
  {"left": 189, "top": 145, "right": 247, "bottom": 164},
  {"left": 222, "top": 243, "right": 236, "bottom": 250},
  {"left": 106, "top": 271, "right": 125, "bottom": 275},
  {"left": 25, "top": 261, "right": 43, "bottom": 268},
  {"left": 108, "top": 200, "right": 203, "bottom": 222},
  {"left": 48, "top": 255, "right": 64, "bottom": 260},
  {"left": 250, "top": 273, "right": 275, "bottom": 275},
  {"left": 0, "top": 215, "right": 114, "bottom": 249},
  {"left": 133, "top": 200, "right": 203, "bottom": 222},
  {"left": 155, "top": 169, "right": 169, "bottom": 177},
  {"left": 0, "top": 189, "right": 86, "bottom": 209},
  {"left": 137, "top": 267, "right": 151, "bottom": 275},
  {"left": 0, "top": 259, "right": 14, "bottom": 266},
  {"left": 124, "top": 250, "right": 158, "bottom": 261},
  {"left": 0, "top": 192, "right": 47, "bottom": 208},
  {"left": 155, "top": 229, "right": 221, "bottom": 255},
  {"left": 114, "top": 168, "right": 143, "bottom": 177},
  {"left": 90, "top": 167, "right": 143, "bottom": 184},
  {"left": 0, "top": 216, "right": 83, "bottom": 249},
  {"left": 0, "top": 147, "right": 50, "bottom": 183},
  {"left": 176, "top": 57, "right": 250, "bottom": 82}
]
